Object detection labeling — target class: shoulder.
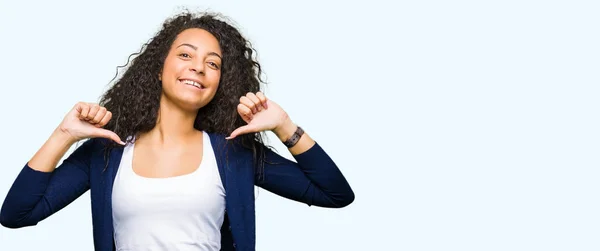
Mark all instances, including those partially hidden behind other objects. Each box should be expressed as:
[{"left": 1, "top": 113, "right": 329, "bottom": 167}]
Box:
[
  {"left": 73, "top": 137, "right": 120, "bottom": 158},
  {"left": 82, "top": 137, "right": 111, "bottom": 151},
  {"left": 204, "top": 132, "right": 268, "bottom": 158},
  {"left": 205, "top": 132, "right": 249, "bottom": 150}
]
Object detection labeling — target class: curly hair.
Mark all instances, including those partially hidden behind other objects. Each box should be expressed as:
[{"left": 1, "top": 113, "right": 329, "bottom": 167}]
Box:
[{"left": 98, "top": 11, "right": 269, "bottom": 175}]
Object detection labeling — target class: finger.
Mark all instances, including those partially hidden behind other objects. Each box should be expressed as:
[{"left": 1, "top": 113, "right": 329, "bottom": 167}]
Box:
[
  {"left": 239, "top": 96, "right": 257, "bottom": 114},
  {"left": 256, "top": 92, "right": 268, "bottom": 109},
  {"left": 95, "top": 128, "right": 125, "bottom": 145},
  {"left": 226, "top": 124, "right": 258, "bottom": 140},
  {"left": 77, "top": 103, "right": 90, "bottom": 119},
  {"left": 86, "top": 104, "right": 100, "bottom": 121},
  {"left": 90, "top": 107, "right": 107, "bottom": 124},
  {"left": 96, "top": 111, "right": 112, "bottom": 128},
  {"left": 237, "top": 104, "right": 253, "bottom": 123},
  {"left": 246, "top": 92, "right": 262, "bottom": 112}
]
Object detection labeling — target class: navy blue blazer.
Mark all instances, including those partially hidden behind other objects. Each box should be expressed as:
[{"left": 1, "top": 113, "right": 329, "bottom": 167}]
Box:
[{"left": 0, "top": 132, "right": 354, "bottom": 251}]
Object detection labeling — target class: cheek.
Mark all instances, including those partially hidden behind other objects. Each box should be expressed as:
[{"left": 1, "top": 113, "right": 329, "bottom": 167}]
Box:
[
  {"left": 160, "top": 64, "right": 173, "bottom": 81},
  {"left": 210, "top": 77, "right": 220, "bottom": 94},
  {"left": 163, "top": 58, "right": 185, "bottom": 76},
  {"left": 208, "top": 74, "right": 220, "bottom": 96},
  {"left": 208, "top": 71, "right": 221, "bottom": 85}
]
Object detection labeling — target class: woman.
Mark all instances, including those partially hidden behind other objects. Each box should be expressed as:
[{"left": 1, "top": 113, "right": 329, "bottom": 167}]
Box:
[{"left": 0, "top": 11, "right": 354, "bottom": 251}]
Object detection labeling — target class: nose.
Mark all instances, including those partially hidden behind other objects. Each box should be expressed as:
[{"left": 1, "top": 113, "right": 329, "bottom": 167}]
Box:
[{"left": 190, "top": 59, "right": 205, "bottom": 75}]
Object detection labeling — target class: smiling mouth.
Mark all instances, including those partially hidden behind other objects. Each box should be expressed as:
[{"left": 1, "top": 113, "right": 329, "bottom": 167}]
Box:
[{"left": 180, "top": 79, "right": 204, "bottom": 89}]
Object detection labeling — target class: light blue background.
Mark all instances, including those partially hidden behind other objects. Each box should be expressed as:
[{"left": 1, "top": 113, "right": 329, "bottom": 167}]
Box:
[{"left": 0, "top": 0, "right": 598, "bottom": 250}]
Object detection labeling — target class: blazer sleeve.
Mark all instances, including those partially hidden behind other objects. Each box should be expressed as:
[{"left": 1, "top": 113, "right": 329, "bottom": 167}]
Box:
[
  {"left": 255, "top": 142, "right": 354, "bottom": 208},
  {"left": 0, "top": 138, "right": 96, "bottom": 228}
]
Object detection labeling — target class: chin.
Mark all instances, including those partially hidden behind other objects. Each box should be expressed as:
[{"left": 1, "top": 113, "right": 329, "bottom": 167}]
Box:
[
  {"left": 180, "top": 99, "right": 210, "bottom": 111},
  {"left": 163, "top": 86, "right": 216, "bottom": 111}
]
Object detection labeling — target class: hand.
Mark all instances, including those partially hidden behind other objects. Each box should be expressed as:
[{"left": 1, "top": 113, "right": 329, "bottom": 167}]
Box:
[
  {"left": 57, "top": 102, "right": 124, "bottom": 145},
  {"left": 227, "top": 92, "right": 291, "bottom": 140}
]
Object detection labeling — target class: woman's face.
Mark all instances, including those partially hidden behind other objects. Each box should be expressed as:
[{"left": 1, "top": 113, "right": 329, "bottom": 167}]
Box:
[{"left": 160, "top": 28, "right": 222, "bottom": 111}]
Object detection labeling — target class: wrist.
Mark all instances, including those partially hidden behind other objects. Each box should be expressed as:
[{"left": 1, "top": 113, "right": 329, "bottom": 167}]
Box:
[
  {"left": 273, "top": 118, "right": 296, "bottom": 142},
  {"left": 52, "top": 127, "right": 79, "bottom": 146}
]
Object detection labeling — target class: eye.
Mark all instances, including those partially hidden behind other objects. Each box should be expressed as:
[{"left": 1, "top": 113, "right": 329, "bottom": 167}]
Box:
[
  {"left": 178, "top": 53, "right": 191, "bottom": 58},
  {"left": 208, "top": 62, "right": 220, "bottom": 69}
]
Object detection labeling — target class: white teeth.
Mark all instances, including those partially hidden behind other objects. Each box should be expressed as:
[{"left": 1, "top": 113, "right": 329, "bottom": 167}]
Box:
[{"left": 182, "top": 79, "right": 202, "bottom": 88}]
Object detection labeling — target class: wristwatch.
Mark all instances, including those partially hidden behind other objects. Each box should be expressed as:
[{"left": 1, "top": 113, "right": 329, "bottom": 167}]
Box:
[{"left": 283, "top": 126, "right": 304, "bottom": 148}]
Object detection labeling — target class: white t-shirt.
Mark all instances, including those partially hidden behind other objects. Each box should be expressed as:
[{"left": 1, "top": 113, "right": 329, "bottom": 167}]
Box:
[{"left": 112, "top": 131, "right": 226, "bottom": 251}]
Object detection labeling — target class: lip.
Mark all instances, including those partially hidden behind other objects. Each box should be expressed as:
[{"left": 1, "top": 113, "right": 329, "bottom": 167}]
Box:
[{"left": 179, "top": 78, "right": 205, "bottom": 89}]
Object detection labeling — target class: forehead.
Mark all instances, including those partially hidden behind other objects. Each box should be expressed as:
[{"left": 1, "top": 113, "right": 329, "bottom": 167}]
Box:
[{"left": 172, "top": 28, "right": 221, "bottom": 53}]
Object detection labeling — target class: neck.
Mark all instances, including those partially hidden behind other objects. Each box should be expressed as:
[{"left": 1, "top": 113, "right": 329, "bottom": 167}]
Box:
[{"left": 141, "top": 96, "right": 200, "bottom": 146}]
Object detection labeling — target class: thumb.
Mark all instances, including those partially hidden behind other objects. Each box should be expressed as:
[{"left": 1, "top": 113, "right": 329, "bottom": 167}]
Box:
[
  {"left": 226, "top": 125, "right": 257, "bottom": 140},
  {"left": 94, "top": 128, "right": 126, "bottom": 145}
]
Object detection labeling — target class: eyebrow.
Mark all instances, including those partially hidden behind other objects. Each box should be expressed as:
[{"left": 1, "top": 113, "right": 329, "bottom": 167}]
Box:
[{"left": 177, "top": 43, "right": 222, "bottom": 59}]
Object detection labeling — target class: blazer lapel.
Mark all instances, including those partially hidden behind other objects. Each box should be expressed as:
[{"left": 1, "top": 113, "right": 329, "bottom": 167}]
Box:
[
  {"left": 208, "top": 133, "right": 228, "bottom": 192},
  {"left": 100, "top": 145, "right": 124, "bottom": 251}
]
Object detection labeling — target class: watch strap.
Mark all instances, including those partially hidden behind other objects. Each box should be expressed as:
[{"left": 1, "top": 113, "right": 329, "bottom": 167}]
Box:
[{"left": 283, "top": 126, "right": 304, "bottom": 148}]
